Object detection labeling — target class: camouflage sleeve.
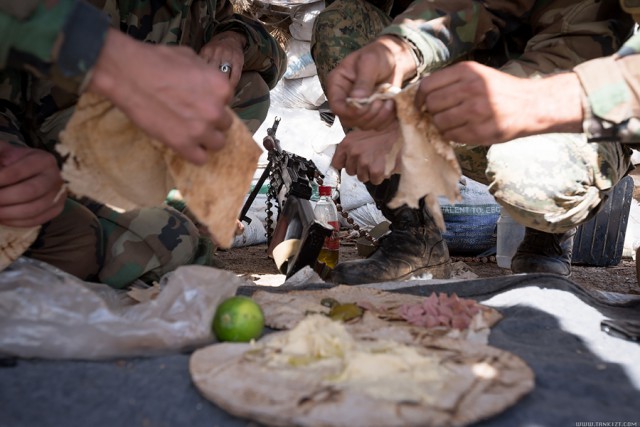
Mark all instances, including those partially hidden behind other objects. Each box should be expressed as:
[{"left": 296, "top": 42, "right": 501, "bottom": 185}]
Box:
[
  {"left": 574, "top": 33, "right": 640, "bottom": 144},
  {"left": 378, "top": 0, "right": 537, "bottom": 76},
  {"left": 0, "top": 0, "right": 110, "bottom": 93},
  {"left": 498, "top": 1, "right": 634, "bottom": 77},
  {"left": 209, "top": 0, "right": 286, "bottom": 89}
]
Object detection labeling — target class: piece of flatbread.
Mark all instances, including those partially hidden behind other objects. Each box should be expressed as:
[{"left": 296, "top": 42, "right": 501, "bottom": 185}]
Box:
[
  {"left": 58, "top": 93, "right": 261, "bottom": 248},
  {"left": 190, "top": 315, "right": 534, "bottom": 427},
  {"left": 347, "top": 83, "right": 461, "bottom": 230},
  {"left": 58, "top": 93, "right": 173, "bottom": 211},
  {"left": 252, "top": 285, "right": 502, "bottom": 345},
  {"left": 390, "top": 83, "right": 461, "bottom": 229},
  {"left": 164, "top": 110, "right": 261, "bottom": 248},
  {"left": 0, "top": 225, "right": 40, "bottom": 271}
]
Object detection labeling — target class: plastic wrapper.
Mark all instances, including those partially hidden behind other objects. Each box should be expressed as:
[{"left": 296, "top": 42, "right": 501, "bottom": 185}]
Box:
[
  {"left": 284, "top": 39, "right": 317, "bottom": 79},
  {"left": 0, "top": 258, "right": 247, "bottom": 360},
  {"left": 270, "top": 75, "right": 326, "bottom": 109}
]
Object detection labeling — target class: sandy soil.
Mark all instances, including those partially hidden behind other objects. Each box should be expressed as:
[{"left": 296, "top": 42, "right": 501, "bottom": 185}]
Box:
[{"left": 215, "top": 238, "right": 640, "bottom": 295}]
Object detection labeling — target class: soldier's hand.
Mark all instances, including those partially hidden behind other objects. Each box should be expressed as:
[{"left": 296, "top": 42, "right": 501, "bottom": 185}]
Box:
[
  {"left": 200, "top": 31, "right": 247, "bottom": 90},
  {"left": 331, "top": 124, "right": 400, "bottom": 185},
  {"left": 89, "top": 29, "right": 233, "bottom": 166},
  {"left": 0, "top": 143, "right": 66, "bottom": 227},
  {"left": 415, "top": 61, "right": 583, "bottom": 145},
  {"left": 327, "top": 36, "right": 417, "bottom": 131}
]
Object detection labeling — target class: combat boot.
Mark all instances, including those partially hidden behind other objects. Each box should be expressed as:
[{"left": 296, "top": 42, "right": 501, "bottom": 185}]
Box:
[
  {"left": 330, "top": 205, "right": 451, "bottom": 285},
  {"left": 510, "top": 227, "right": 576, "bottom": 276}
]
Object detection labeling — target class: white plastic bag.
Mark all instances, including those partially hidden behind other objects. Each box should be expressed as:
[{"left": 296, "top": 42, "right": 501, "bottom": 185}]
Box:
[
  {"left": 284, "top": 39, "right": 317, "bottom": 79},
  {"left": 0, "top": 258, "right": 247, "bottom": 360},
  {"left": 234, "top": 212, "right": 267, "bottom": 247},
  {"left": 270, "top": 76, "right": 327, "bottom": 110},
  {"left": 289, "top": 1, "right": 325, "bottom": 41},
  {"left": 339, "top": 171, "right": 375, "bottom": 211}
]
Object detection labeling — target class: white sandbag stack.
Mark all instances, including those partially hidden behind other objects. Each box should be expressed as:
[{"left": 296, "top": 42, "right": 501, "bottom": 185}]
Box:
[{"left": 270, "top": 1, "right": 327, "bottom": 110}]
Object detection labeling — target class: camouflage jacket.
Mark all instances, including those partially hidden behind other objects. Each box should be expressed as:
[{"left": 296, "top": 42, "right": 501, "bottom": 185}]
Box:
[
  {"left": 95, "top": 0, "right": 285, "bottom": 89},
  {"left": 0, "top": 0, "right": 285, "bottom": 93},
  {"left": 0, "top": 0, "right": 109, "bottom": 92},
  {"left": 379, "top": 0, "right": 635, "bottom": 78},
  {"left": 574, "top": 31, "right": 640, "bottom": 144}
]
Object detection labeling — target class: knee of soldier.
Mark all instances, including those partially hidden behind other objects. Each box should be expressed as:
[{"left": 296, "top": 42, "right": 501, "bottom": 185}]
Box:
[
  {"left": 27, "top": 199, "right": 103, "bottom": 280},
  {"left": 69, "top": 202, "right": 104, "bottom": 276},
  {"left": 233, "top": 71, "right": 270, "bottom": 134},
  {"left": 485, "top": 136, "right": 600, "bottom": 232},
  {"left": 140, "top": 206, "right": 201, "bottom": 272},
  {"left": 312, "top": 0, "right": 376, "bottom": 55}
]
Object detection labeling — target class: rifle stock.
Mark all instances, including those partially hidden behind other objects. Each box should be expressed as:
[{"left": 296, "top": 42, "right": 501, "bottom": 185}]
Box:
[{"left": 267, "top": 195, "right": 332, "bottom": 278}]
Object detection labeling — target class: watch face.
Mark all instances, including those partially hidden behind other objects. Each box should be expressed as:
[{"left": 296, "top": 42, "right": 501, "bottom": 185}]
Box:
[{"left": 621, "top": 0, "right": 640, "bottom": 14}]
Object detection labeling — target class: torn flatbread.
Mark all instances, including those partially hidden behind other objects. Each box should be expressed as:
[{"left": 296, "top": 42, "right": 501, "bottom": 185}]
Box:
[
  {"left": 253, "top": 285, "right": 502, "bottom": 345},
  {"left": 347, "top": 83, "right": 461, "bottom": 230},
  {"left": 0, "top": 225, "right": 40, "bottom": 271},
  {"left": 58, "top": 93, "right": 173, "bottom": 211},
  {"left": 164, "top": 109, "right": 261, "bottom": 248},
  {"left": 58, "top": 93, "right": 261, "bottom": 248},
  {"left": 190, "top": 315, "right": 534, "bottom": 427}
]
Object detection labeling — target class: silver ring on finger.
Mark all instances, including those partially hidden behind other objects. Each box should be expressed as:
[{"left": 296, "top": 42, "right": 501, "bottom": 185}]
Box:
[{"left": 219, "top": 62, "right": 232, "bottom": 74}]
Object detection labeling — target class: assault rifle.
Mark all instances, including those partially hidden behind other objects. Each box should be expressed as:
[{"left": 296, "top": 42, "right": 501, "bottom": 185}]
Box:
[{"left": 240, "top": 117, "right": 332, "bottom": 278}]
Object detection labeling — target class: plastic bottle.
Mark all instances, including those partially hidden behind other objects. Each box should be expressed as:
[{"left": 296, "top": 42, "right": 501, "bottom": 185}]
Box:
[
  {"left": 496, "top": 209, "right": 526, "bottom": 269},
  {"left": 314, "top": 185, "right": 340, "bottom": 269}
]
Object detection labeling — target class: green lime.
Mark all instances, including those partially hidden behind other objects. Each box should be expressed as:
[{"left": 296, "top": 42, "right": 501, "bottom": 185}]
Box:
[{"left": 212, "top": 296, "right": 265, "bottom": 342}]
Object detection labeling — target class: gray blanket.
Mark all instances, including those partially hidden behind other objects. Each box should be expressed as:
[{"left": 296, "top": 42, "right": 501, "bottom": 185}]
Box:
[{"left": 2, "top": 274, "right": 639, "bottom": 427}]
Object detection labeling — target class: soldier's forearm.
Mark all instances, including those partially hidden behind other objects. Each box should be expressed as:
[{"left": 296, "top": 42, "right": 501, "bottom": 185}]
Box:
[
  {"left": 378, "top": 0, "right": 537, "bottom": 77},
  {"left": 528, "top": 73, "right": 584, "bottom": 136}
]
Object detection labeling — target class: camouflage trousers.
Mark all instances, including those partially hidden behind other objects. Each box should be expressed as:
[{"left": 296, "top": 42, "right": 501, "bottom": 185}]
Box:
[
  {"left": 233, "top": 71, "right": 271, "bottom": 134},
  {"left": 23, "top": 198, "right": 201, "bottom": 289},
  {"left": 312, "top": 0, "right": 391, "bottom": 97},
  {"left": 312, "top": 0, "right": 633, "bottom": 233}
]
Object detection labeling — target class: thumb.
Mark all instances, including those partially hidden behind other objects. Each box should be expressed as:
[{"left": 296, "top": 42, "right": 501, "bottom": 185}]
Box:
[
  {"left": 349, "top": 50, "right": 385, "bottom": 99},
  {"left": 0, "top": 142, "right": 29, "bottom": 167}
]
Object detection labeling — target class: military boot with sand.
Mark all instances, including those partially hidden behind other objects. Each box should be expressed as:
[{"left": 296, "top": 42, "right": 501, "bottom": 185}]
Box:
[
  {"left": 330, "top": 205, "right": 451, "bottom": 285},
  {"left": 510, "top": 227, "right": 576, "bottom": 276}
]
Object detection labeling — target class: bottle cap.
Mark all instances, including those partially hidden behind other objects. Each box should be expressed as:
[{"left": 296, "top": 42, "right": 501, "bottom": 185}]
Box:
[{"left": 319, "top": 186, "right": 332, "bottom": 196}]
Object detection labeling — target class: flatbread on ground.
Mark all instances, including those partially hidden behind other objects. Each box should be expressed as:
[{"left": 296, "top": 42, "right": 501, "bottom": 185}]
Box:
[
  {"left": 0, "top": 225, "right": 40, "bottom": 271},
  {"left": 252, "top": 285, "right": 502, "bottom": 345},
  {"left": 58, "top": 93, "right": 261, "bottom": 248},
  {"left": 190, "top": 315, "right": 534, "bottom": 427},
  {"left": 347, "top": 83, "right": 461, "bottom": 230}
]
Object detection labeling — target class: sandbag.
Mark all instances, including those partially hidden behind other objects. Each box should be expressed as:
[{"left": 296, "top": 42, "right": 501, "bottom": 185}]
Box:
[
  {"left": 289, "top": 1, "right": 324, "bottom": 41},
  {"left": 284, "top": 39, "right": 317, "bottom": 79}
]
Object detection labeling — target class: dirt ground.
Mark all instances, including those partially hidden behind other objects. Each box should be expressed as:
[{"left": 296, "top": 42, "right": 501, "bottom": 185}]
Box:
[
  {"left": 217, "top": 170, "right": 640, "bottom": 296},
  {"left": 215, "top": 239, "right": 640, "bottom": 295}
]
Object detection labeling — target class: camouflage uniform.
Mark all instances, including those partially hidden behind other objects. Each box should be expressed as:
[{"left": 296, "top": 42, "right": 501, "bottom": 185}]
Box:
[
  {"left": 574, "top": 31, "right": 640, "bottom": 145},
  {"left": 312, "top": 0, "right": 635, "bottom": 233},
  {"left": 0, "top": 0, "right": 285, "bottom": 288}
]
